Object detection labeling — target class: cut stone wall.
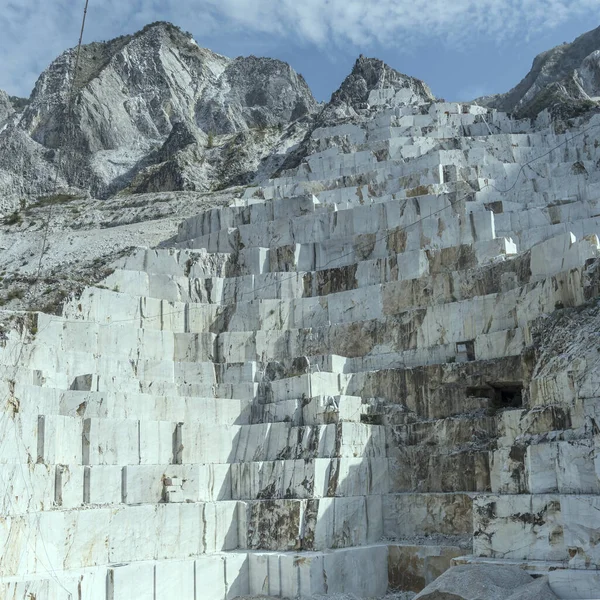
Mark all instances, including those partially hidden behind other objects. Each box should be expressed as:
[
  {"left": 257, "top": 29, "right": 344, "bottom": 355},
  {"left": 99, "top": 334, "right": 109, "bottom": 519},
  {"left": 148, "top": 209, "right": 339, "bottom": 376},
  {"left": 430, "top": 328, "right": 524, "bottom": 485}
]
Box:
[{"left": 1, "top": 99, "right": 600, "bottom": 599}]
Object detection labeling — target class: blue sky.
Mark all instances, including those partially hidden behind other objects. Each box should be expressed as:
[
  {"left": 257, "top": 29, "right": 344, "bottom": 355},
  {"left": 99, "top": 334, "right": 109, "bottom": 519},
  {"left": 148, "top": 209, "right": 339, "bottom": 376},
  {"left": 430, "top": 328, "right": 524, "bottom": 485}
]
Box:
[{"left": 0, "top": 0, "right": 599, "bottom": 102}]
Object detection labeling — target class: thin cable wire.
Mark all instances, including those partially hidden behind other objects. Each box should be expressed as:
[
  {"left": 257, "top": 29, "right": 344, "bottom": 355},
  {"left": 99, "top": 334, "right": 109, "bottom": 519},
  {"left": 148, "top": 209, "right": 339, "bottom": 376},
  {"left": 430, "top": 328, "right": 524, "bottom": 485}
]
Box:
[
  {"left": 59, "top": 116, "right": 600, "bottom": 327},
  {"left": 35, "top": 0, "right": 90, "bottom": 281},
  {"left": 0, "top": 2, "right": 91, "bottom": 596}
]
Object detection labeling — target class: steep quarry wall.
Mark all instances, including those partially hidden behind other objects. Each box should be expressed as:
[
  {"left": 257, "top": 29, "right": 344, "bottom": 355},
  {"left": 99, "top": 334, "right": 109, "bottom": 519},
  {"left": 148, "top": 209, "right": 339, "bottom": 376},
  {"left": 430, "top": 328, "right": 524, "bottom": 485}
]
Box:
[{"left": 1, "top": 91, "right": 600, "bottom": 599}]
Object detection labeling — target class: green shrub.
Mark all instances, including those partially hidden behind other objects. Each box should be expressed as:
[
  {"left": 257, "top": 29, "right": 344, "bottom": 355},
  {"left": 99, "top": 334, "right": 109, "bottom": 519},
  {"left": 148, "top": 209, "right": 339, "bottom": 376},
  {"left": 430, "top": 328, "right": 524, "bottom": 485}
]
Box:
[
  {"left": 6, "top": 288, "right": 24, "bottom": 301},
  {"left": 3, "top": 211, "right": 22, "bottom": 226}
]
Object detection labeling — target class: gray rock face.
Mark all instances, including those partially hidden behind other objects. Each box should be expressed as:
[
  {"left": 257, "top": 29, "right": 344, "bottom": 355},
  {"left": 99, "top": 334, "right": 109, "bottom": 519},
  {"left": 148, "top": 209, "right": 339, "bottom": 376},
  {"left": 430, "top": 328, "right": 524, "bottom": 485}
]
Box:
[
  {"left": 197, "top": 55, "right": 318, "bottom": 134},
  {"left": 0, "top": 125, "right": 69, "bottom": 212},
  {"left": 478, "top": 25, "right": 600, "bottom": 117},
  {"left": 0, "top": 21, "right": 318, "bottom": 208},
  {"left": 275, "top": 56, "right": 436, "bottom": 175},
  {"left": 413, "top": 565, "right": 537, "bottom": 600},
  {"left": 19, "top": 24, "right": 226, "bottom": 152},
  {"left": 0, "top": 90, "right": 15, "bottom": 129},
  {"left": 327, "top": 55, "right": 435, "bottom": 116}
]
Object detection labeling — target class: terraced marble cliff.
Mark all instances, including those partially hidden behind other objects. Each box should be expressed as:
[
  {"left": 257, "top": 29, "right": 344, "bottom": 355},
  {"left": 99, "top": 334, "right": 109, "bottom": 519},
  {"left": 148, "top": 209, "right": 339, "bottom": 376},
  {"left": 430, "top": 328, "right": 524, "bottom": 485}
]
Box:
[{"left": 0, "top": 20, "right": 600, "bottom": 600}]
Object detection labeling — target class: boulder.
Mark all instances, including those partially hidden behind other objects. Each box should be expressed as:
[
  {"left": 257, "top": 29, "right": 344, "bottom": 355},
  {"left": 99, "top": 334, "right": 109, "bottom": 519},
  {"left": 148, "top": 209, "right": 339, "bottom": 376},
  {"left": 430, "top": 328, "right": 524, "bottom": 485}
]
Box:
[
  {"left": 413, "top": 564, "right": 535, "bottom": 600},
  {"left": 506, "top": 577, "right": 558, "bottom": 600}
]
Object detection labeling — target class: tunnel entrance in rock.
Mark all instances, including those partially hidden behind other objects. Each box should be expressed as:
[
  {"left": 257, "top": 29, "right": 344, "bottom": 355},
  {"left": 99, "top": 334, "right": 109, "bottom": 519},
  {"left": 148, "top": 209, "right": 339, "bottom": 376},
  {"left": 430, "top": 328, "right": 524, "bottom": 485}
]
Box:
[
  {"left": 490, "top": 383, "right": 524, "bottom": 409},
  {"left": 466, "top": 383, "right": 524, "bottom": 409},
  {"left": 455, "top": 340, "right": 475, "bottom": 361}
]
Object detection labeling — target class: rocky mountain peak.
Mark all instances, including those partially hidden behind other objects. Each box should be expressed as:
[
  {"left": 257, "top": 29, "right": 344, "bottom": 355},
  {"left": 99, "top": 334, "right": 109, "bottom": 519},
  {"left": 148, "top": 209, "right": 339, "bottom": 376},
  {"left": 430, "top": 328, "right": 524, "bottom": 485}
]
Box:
[
  {"left": 329, "top": 55, "right": 435, "bottom": 113},
  {"left": 0, "top": 22, "right": 319, "bottom": 206},
  {"left": 197, "top": 54, "right": 317, "bottom": 134},
  {"left": 477, "top": 24, "right": 600, "bottom": 118}
]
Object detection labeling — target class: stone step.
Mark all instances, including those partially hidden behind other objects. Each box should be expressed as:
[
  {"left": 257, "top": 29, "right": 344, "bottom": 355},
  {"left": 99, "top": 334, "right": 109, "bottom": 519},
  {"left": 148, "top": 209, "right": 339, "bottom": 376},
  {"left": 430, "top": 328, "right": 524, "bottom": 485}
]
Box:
[
  {"left": 0, "top": 546, "right": 389, "bottom": 600},
  {"left": 473, "top": 494, "right": 600, "bottom": 565},
  {"left": 53, "top": 262, "right": 585, "bottom": 364},
  {"left": 102, "top": 244, "right": 581, "bottom": 338},
  {"left": 33, "top": 415, "right": 387, "bottom": 467},
  {"left": 0, "top": 502, "right": 241, "bottom": 579},
  {"left": 103, "top": 237, "right": 518, "bottom": 306},
  {"left": 252, "top": 394, "right": 366, "bottom": 426},
  {"left": 383, "top": 493, "right": 474, "bottom": 540},
  {"left": 106, "top": 240, "right": 524, "bottom": 313},
  {"left": 505, "top": 217, "right": 600, "bottom": 254},
  {"left": 239, "top": 495, "right": 385, "bottom": 551},
  {"left": 19, "top": 330, "right": 524, "bottom": 412},
  {"left": 248, "top": 157, "right": 447, "bottom": 200},
  {"left": 494, "top": 197, "right": 598, "bottom": 236},
  {"left": 491, "top": 435, "right": 600, "bottom": 495},
  {"left": 261, "top": 142, "right": 554, "bottom": 198},
  {"left": 17, "top": 352, "right": 526, "bottom": 423},
  {"left": 179, "top": 193, "right": 465, "bottom": 248},
  {"left": 267, "top": 371, "right": 346, "bottom": 402},
  {"left": 2, "top": 457, "right": 390, "bottom": 515},
  {"left": 253, "top": 156, "right": 599, "bottom": 218},
  {"left": 121, "top": 457, "right": 390, "bottom": 505},
  {"left": 112, "top": 246, "right": 237, "bottom": 278},
  {"left": 19, "top": 366, "right": 257, "bottom": 399},
  {"left": 475, "top": 165, "right": 600, "bottom": 194},
  {"left": 246, "top": 545, "right": 389, "bottom": 599},
  {"left": 176, "top": 210, "right": 496, "bottom": 270},
  {"left": 27, "top": 320, "right": 525, "bottom": 384},
  {"left": 177, "top": 194, "right": 324, "bottom": 242},
  {"left": 272, "top": 142, "right": 594, "bottom": 208},
  {"left": 244, "top": 146, "right": 594, "bottom": 207},
  {"left": 182, "top": 421, "right": 386, "bottom": 465},
  {"left": 94, "top": 375, "right": 258, "bottom": 399},
  {"left": 11, "top": 384, "right": 254, "bottom": 425},
  {"left": 34, "top": 314, "right": 218, "bottom": 361},
  {"left": 215, "top": 324, "right": 528, "bottom": 367},
  {"left": 0, "top": 496, "right": 386, "bottom": 566}
]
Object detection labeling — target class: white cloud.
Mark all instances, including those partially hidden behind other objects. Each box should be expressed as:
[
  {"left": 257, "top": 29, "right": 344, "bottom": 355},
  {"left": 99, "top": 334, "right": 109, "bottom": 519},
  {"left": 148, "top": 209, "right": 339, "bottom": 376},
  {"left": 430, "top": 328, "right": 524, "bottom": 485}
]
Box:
[{"left": 0, "top": 0, "right": 598, "bottom": 96}]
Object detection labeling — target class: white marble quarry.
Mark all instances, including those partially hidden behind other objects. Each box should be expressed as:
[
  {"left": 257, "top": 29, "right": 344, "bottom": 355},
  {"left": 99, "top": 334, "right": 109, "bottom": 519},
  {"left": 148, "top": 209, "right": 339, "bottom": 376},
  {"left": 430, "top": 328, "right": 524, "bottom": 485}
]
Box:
[{"left": 2, "top": 99, "right": 600, "bottom": 600}]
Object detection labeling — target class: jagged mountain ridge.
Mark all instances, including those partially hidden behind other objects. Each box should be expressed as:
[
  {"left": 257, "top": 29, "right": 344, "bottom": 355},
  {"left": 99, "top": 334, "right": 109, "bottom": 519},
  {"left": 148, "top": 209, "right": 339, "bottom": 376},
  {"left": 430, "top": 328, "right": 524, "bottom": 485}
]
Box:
[
  {"left": 0, "top": 22, "right": 319, "bottom": 209},
  {"left": 274, "top": 54, "right": 438, "bottom": 176},
  {"left": 0, "top": 22, "right": 447, "bottom": 212},
  {"left": 3, "top": 21, "right": 600, "bottom": 214},
  {"left": 478, "top": 25, "right": 600, "bottom": 117},
  {"left": 329, "top": 54, "right": 436, "bottom": 114}
]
